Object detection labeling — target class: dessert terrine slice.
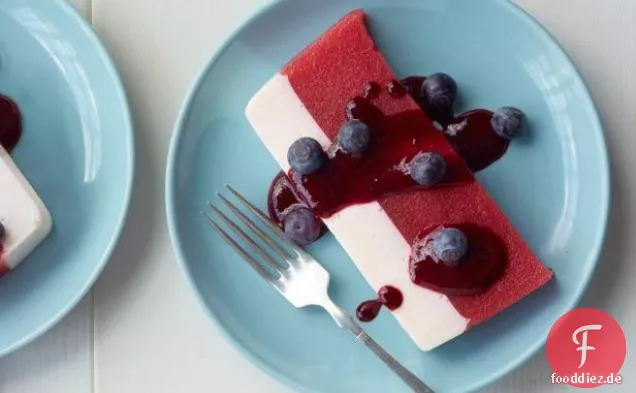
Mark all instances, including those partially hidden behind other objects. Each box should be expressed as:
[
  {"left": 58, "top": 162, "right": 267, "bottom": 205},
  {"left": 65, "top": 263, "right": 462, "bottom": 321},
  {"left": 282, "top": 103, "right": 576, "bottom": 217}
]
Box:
[
  {"left": 246, "top": 10, "right": 552, "bottom": 350},
  {"left": 0, "top": 145, "right": 52, "bottom": 277}
]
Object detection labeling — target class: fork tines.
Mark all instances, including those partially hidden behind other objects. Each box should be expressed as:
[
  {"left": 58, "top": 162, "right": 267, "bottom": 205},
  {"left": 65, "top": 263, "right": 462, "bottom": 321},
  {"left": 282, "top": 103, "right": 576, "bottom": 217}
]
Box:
[{"left": 201, "top": 185, "right": 297, "bottom": 283}]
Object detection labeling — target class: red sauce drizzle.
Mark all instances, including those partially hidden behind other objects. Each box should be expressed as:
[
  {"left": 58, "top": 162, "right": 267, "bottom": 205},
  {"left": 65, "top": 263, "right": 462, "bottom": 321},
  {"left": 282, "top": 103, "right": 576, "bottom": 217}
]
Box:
[
  {"left": 0, "top": 94, "right": 22, "bottom": 152},
  {"left": 356, "top": 286, "right": 404, "bottom": 322},
  {"left": 266, "top": 76, "right": 514, "bottom": 312}
]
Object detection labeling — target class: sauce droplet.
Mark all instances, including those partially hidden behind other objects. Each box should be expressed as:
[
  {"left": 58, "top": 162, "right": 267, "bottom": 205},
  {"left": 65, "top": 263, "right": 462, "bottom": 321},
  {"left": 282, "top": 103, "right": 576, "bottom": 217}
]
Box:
[
  {"left": 356, "top": 286, "right": 403, "bottom": 322},
  {"left": 0, "top": 95, "right": 22, "bottom": 152}
]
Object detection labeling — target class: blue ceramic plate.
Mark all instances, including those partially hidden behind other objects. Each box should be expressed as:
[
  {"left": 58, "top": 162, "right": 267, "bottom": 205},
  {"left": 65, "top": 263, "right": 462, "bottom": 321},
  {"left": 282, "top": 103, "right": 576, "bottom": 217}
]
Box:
[
  {"left": 167, "top": 0, "right": 609, "bottom": 392},
  {"left": 0, "top": 0, "right": 133, "bottom": 356}
]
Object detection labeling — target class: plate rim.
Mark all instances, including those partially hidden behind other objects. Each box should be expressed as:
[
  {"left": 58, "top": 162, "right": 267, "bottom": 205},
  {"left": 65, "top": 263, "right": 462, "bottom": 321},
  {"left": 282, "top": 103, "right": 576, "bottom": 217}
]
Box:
[
  {"left": 0, "top": 0, "right": 135, "bottom": 357},
  {"left": 165, "top": 0, "right": 610, "bottom": 391}
]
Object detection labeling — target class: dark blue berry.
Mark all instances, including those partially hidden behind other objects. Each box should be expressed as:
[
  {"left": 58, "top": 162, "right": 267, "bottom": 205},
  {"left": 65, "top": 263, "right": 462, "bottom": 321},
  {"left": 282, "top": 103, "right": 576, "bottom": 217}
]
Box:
[
  {"left": 433, "top": 228, "right": 468, "bottom": 266},
  {"left": 287, "top": 137, "right": 326, "bottom": 175},
  {"left": 284, "top": 208, "right": 322, "bottom": 246},
  {"left": 421, "top": 73, "right": 458, "bottom": 112},
  {"left": 491, "top": 107, "right": 526, "bottom": 139},
  {"left": 409, "top": 152, "right": 446, "bottom": 187},
  {"left": 338, "top": 120, "right": 372, "bottom": 154}
]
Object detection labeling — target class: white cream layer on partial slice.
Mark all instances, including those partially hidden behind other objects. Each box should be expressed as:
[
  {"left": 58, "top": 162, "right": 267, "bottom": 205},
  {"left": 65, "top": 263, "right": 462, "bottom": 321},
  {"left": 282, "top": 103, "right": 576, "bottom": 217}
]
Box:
[
  {"left": 0, "top": 145, "right": 52, "bottom": 269},
  {"left": 246, "top": 74, "right": 469, "bottom": 351}
]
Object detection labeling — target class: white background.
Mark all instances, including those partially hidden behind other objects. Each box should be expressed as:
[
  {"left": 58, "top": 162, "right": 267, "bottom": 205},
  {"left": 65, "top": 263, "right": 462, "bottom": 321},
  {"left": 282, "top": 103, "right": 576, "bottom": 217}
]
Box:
[{"left": 0, "top": 0, "right": 634, "bottom": 392}]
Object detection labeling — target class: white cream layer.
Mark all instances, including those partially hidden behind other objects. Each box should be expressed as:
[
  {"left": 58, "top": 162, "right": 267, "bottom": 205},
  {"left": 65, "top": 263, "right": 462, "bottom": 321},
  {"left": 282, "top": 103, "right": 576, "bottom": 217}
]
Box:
[
  {"left": 246, "top": 74, "right": 469, "bottom": 350},
  {"left": 0, "top": 146, "right": 52, "bottom": 269}
]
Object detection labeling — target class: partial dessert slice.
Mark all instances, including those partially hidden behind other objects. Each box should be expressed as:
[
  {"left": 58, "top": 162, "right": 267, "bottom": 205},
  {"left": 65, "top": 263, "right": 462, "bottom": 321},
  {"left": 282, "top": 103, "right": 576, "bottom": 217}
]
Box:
[
  {"left": 0, "top": 146, "right": 52, "bottom": 277},
  {"left": 246, "top": 10, "right": 552, "bottom": 350}
]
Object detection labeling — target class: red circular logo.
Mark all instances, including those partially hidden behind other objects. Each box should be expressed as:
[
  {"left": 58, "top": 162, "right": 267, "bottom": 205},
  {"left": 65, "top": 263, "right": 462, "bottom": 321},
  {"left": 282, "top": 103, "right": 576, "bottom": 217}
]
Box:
[{"left": 546, "top": 308, "right": 626, "bottom": 388}]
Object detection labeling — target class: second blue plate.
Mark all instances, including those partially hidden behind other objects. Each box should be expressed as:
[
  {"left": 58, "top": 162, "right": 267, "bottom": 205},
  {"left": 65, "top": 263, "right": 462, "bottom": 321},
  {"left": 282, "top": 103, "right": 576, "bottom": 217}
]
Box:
[{"left": 0, "top": 0, "right": 133, "bottom": 357}]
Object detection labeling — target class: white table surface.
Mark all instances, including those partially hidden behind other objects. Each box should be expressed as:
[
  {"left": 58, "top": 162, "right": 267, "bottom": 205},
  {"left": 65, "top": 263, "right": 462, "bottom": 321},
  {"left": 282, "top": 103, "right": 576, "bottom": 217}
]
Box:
[{"left": 0, "top": 0, "right": 634, "bottom": 392}]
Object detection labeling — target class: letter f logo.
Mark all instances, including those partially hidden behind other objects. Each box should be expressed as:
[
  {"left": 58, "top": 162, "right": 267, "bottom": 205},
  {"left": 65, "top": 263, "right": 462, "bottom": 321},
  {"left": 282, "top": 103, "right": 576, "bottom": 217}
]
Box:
[{"left": 573, "top": 324, "right": 602, "bottom": 368}]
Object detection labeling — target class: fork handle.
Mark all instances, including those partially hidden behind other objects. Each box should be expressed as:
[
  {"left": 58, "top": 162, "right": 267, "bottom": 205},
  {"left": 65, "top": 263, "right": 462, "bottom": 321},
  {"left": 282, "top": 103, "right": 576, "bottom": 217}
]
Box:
[
  {"left": 353, "top": 330, "right": 435, "bottom": 393},
  {"left": 322, "top": 300, "right": 435, "bottom": 393}
]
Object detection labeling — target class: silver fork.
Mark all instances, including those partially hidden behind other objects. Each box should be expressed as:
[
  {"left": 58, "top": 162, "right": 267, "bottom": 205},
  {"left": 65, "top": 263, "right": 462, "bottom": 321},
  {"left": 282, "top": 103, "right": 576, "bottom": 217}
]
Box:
[{"left": 202, "top": 185, "right": 434, "bottom": 393}]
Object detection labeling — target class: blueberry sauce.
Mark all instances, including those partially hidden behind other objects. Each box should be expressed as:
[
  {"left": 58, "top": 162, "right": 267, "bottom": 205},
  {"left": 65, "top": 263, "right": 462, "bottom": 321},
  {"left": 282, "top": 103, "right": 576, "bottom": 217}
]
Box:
[
  {"left": 268, "top": 74, "right": 511, "bottom": 228},
  {"left": 267, "top": 171, "right": 327, "bottom": 239},
  {"left": 409, "top": 224, "right": 507, "bottom": 295},
  {"left": 356, "top": 286, "right": 404, "bottom": 322},
  {"left": 399, "top": 77, "right": 509, "bottom": 172},
  {"left": 289, "top": 99, "right": 471, "bottom": 218},
  {"left": 266, "top": 75, "right": 516, "bottom": 309},
  {"left": 267, "top": 171, "right": 304, "bottom": 227},
  {"left": 444, "top": 109, "right": 509, "bottom": 172},
  {"left": 0, "top": 94, "right": 22, "bottom": 152}
]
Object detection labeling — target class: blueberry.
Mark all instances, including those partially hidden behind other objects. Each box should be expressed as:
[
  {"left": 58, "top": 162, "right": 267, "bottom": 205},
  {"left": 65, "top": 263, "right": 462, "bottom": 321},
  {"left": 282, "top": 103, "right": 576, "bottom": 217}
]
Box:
[
  {"left": 0, "top": 222, "right": 5, "bottom": 243},
  {"left": 284, "top": 208, "right": 322, "bottom": 246},
  {"left": 409, "top": 152, "right": 446, "bottom": 187},
  {"left": 433, "top": 228, "right": 468, "bottom": 266},
  {"left": 421, "top": 73, "right": 458, "bottom": 112},
  {"left": 491, "top": 107, "right": 526, "bottom": 139},
  {"left": 338, "top": 120, "right": 372, "bottom": 154},
  {"left": 287, "top": 137, "right": 326, "bottom": 175}
]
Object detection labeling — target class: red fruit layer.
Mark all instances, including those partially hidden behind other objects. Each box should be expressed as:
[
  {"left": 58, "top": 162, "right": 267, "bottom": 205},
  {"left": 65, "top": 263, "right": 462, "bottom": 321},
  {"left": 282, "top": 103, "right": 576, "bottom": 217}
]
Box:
[{"left": 281, "top": 10, "right": 552, "bottom": 327}]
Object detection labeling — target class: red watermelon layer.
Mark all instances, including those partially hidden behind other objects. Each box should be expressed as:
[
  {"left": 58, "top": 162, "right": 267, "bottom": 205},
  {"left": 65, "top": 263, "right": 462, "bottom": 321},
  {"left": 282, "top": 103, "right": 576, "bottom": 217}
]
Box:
[{"left": 282, "top": 10, "right": 553, "bottom": 327}]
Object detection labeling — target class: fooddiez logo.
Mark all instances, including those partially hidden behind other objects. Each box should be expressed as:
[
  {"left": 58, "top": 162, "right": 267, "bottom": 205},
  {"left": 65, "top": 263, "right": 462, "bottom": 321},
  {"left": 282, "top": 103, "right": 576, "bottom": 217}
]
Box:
[
  {"left": 546, "top": 308, "right": 627, "bottom": 388},
  {"left": 572, "top": 324, "right": 602, "bottom": 369}
]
